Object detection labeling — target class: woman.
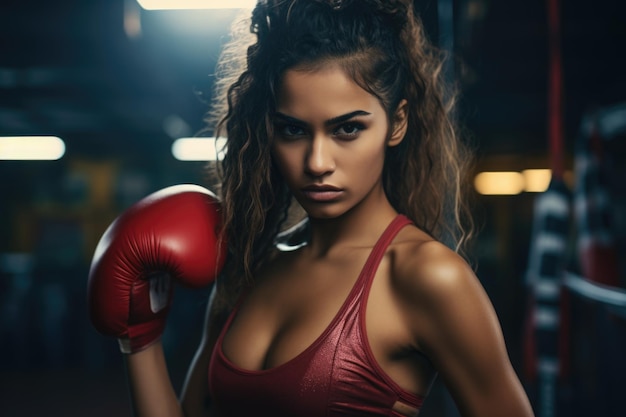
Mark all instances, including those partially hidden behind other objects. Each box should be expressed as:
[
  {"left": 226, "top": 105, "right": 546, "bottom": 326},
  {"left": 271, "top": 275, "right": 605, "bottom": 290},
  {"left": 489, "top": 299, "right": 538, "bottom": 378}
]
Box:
[{"left": 125, "top": 1, "right": 534, "bottom": 416}]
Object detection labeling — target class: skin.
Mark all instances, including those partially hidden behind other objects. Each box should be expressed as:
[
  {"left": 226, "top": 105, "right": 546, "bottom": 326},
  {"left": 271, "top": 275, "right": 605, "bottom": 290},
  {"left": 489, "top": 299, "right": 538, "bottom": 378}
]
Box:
[
  {"left": 270, "top": 65, "right": 402, "bottom": 222},
  {"left": 126, "top": 65, "right": 534, "bottom": 417}
]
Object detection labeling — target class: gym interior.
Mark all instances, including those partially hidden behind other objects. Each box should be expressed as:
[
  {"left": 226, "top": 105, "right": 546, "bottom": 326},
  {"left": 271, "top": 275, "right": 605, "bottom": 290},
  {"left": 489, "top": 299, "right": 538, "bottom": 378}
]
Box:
[{"left": 1, "top": 1, "right": 625, "bottom": 416}]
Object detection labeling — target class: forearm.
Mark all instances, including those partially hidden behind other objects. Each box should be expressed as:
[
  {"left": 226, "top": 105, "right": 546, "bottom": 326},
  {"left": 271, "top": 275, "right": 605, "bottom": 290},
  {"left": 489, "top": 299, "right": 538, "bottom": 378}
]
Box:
[
  {"left": 124, "top": 341, "right": 184, "bottom": 417},
  {"left": 180, "top": 339, "right": 213, "bottom": 417}
]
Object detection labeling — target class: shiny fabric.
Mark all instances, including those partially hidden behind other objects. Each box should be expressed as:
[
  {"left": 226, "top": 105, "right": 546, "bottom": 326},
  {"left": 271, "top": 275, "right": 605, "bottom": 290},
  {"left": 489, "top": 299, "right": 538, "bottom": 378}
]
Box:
[{"left": 208, "top": 215, "right": 424, "bottom": 416}]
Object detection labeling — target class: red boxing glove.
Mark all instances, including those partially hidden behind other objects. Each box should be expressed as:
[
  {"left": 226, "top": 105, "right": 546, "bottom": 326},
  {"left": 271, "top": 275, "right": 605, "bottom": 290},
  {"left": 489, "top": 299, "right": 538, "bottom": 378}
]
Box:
[{"left": 87, "top": 184, "right": 226, "bottom": 353}]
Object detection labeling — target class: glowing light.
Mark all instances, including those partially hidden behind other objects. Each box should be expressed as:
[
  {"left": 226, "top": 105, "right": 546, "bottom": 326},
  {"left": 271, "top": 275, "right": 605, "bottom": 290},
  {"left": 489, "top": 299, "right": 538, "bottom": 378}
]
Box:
[
  {"left": 124, "top": 0, "right": 143, "bottom": 39},
  {"left": 136, "top": 0, "right": 257, "bottom": 10},
  {"left": 0, "top": 136, "right": 66, "bottom": 160},
  {"left": 474, "top": 171, "right": 525, "bottom": 195},
  {"left": 172, "top": 137, "right": 227, "bottom": 161},
  {"left": 522, "top": 169, "right": 552, "bottom": 193}
]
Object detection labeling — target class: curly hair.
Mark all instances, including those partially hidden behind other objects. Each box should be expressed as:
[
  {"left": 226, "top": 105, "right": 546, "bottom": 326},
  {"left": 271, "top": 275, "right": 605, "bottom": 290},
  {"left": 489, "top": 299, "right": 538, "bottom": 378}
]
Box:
[{"left": 206, "top": 0, "right": 475, "bottom": 308}]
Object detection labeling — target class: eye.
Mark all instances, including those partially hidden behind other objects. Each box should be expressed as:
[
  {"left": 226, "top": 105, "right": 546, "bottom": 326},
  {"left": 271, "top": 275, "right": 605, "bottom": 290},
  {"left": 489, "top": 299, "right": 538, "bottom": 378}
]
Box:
[
  {"left": 334, "top": 122, "right": 364, "bottom": 138},
  {"left": 276, "top": 123, "right": 307, "bottom": 138}
]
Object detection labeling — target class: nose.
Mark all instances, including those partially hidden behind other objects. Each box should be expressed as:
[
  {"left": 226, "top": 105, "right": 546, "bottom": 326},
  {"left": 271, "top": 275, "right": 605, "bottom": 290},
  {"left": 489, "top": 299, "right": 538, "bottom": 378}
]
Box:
[{"left": 305, "top": 134, "right": 335, "bottom": 177}]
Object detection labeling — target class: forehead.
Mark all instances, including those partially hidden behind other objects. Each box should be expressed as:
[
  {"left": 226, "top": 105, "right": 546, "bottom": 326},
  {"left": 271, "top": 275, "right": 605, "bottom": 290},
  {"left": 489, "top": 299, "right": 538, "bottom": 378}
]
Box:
[{"left": 276, "top": 65, "right": 384, "bottom": 117}]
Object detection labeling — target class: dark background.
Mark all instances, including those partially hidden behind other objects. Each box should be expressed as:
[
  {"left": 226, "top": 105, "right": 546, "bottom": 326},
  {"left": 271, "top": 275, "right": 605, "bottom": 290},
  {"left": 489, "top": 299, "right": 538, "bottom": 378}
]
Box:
[{"left": 1, "top": 0, "right": 625, "bottom": 416}]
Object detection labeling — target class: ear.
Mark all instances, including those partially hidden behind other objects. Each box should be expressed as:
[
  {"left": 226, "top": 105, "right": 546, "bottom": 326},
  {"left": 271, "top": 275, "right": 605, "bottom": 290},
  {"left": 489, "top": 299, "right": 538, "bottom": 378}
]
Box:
[{"left": 388, "top": 99, "right": 408, "bottom": 147}]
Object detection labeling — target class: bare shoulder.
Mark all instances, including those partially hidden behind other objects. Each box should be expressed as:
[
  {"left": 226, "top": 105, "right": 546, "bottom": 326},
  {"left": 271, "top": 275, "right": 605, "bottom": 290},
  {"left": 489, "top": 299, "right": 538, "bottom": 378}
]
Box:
[
  {"left": 389, "top": 226, "right": 479, "bottom": 308},
  {"left": 387, "top": 226, "right": 535, "bottom": 417},
  {"left": 387, "top": 225, "right": 501, "bottom": 352}
]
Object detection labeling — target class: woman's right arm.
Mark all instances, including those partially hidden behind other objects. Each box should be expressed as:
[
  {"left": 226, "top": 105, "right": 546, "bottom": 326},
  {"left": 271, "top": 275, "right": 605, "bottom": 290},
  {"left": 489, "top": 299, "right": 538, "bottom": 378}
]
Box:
[
  {"left": 124, "top": 285, "right": 223, "bottom": 417},
  {"left": 125, "top": 341, "right": 184, "bottom": 417}
]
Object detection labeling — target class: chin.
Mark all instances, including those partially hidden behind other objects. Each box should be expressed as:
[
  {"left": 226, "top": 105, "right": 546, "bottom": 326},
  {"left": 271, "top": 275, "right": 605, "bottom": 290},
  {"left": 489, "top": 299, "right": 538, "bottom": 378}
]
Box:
[{"left": 301, "top": 205, "right": 347, "bottom": 221}]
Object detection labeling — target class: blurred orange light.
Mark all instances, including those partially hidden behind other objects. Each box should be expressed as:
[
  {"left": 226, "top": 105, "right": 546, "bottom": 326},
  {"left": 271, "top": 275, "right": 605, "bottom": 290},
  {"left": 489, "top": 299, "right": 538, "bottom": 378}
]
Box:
[
  {"left": 522, "top": 169, "right": 552, "bottom": 192},
  {"left": 474, "top": 171, "right": 525, "bottom": 195}
]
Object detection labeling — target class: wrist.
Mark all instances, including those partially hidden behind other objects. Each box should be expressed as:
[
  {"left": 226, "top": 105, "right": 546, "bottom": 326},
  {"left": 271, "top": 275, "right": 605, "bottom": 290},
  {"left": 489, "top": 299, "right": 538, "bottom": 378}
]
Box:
[
  {"left": 119, "top": 334, "right": 162, "bottom": 355},
  {"left": 118, "top": 320, "right": 166, "bottom": 354}
]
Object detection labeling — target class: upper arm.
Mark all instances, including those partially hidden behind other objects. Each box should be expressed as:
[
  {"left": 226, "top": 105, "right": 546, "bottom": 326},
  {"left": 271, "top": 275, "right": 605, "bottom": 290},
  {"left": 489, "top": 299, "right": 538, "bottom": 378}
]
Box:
[
  {"left": 395, "top": 243, "right": 534, "bottom": 417},
  {"left": 180, "top": 284, "right": 226, "bottom": 417}
]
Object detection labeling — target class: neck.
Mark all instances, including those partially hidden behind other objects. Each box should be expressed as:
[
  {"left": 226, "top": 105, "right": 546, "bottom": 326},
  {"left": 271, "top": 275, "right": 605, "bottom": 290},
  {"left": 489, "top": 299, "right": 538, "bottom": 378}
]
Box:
[{"left": 305, "top": 191, "right": 398, "bottom": 257}]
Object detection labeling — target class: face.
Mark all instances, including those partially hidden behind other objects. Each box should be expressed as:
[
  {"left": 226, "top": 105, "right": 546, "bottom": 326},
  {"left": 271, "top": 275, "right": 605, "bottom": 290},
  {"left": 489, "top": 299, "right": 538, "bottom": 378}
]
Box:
[{"left": 271, "top": 65, "right": 406, "bottom": 220}]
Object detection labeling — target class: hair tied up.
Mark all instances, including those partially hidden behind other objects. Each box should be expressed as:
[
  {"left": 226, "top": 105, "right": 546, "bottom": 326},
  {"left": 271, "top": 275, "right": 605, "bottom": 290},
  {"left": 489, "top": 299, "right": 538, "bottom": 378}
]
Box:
[
  {"left": 314, "top": 0, "right": 410, "bottom": 14},
  {"left": 329, "top": 0, "right": 344, "bottom": 10},
  {"left": 312, "top": 0, "right": 350, "bottom": 10}
]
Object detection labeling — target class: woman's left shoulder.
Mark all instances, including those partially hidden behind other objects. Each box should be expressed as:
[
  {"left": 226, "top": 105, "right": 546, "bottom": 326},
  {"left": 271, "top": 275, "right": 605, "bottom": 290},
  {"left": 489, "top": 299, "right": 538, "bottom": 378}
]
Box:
[{"left": 388, "top": 226, "right": 480, "bottom": 306}]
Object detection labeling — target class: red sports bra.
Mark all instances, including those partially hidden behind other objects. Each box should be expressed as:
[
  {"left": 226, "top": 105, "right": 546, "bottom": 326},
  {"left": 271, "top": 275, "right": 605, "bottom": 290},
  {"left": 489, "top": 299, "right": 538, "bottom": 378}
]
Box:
[{"left": 208, "top": 215, "right": 424, "bottom": 416}]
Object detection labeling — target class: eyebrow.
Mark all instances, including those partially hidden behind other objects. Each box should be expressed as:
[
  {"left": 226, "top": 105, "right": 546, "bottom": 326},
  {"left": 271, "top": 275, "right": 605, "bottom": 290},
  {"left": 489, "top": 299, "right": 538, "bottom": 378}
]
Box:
[{"left": 274, "top": 110, "right": 372, "bottom": 127}]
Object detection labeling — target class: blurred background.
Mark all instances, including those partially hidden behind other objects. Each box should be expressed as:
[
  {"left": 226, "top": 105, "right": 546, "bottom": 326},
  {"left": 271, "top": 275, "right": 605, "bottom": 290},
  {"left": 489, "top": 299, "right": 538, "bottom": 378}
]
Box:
[{"left": 1, "top": 0, "right": 625, "bottom": 416}]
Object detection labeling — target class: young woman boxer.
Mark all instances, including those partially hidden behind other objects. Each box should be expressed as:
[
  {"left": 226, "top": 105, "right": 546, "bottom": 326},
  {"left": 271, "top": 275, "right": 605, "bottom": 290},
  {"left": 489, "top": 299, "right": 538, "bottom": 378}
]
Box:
[{"left": 89, "top": 1, "right": 535, "bottom": 416}]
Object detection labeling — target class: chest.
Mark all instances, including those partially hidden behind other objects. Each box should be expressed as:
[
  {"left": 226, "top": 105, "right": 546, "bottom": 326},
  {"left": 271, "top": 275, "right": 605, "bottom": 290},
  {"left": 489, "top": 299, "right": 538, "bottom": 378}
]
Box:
[{"left": 220, "top": 248, "right": 385, "bottom": 371}]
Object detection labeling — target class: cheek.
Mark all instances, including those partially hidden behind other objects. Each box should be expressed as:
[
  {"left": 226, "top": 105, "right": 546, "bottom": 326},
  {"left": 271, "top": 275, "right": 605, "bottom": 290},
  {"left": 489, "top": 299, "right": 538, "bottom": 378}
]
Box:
[{"left": 353, "top": 143, "right": 386, "bottom": 173}]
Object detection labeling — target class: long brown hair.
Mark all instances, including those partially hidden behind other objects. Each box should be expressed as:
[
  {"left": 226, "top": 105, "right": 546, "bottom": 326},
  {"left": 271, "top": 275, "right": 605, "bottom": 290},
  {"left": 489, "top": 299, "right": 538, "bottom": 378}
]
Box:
[{"left": 206, "top": 0, "right": 474, "bottom": 308}]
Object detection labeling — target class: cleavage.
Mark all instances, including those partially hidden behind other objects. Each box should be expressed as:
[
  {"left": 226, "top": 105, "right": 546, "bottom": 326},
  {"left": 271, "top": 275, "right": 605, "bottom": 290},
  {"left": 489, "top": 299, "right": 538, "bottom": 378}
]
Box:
[{"left": 220, "top": 251, "right": 369, "bottom": 371}]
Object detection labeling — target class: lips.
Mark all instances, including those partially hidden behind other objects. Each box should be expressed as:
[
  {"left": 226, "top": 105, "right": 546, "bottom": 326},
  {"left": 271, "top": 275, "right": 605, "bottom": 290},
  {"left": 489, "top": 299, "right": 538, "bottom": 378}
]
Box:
[{"left": 301, "top": 184, "right": 344, "bottom": 202}]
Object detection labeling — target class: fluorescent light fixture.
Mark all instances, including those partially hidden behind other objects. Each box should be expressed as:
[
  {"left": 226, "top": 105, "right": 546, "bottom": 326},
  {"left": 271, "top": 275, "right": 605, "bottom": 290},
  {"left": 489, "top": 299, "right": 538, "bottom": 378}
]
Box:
[
  {"left": 136, "top": 0, "right": 257, "bottom": 10},
  {"left": 0, "top": 136, "right": 66, "bottom": 160},
  {"left": 172, "top": 137, "right": 227, "bottom": 161},
  {"left": 522, "top": 169, "right": 552, "bottom": 193},
  {"left": 474, "top": 171, "right": 525, "bottom": 195}
]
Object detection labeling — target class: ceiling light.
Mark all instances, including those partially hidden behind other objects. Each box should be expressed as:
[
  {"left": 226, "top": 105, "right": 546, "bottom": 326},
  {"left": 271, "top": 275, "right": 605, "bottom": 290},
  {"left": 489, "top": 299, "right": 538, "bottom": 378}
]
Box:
[
  {"left": 0, "top": 136, "right": 66, "bottom": 161},
  {"left": 522, "top": 169, "right": 552, "bottom": 192},
  {"left": 474, "top": 171, "right": 525, "bottom": 195},
  {"left": 172, "top": 137, "right": 227, "bottom": 161},
  {"left": 136, "top": 0, "right": 257, "bottom": 10}
]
